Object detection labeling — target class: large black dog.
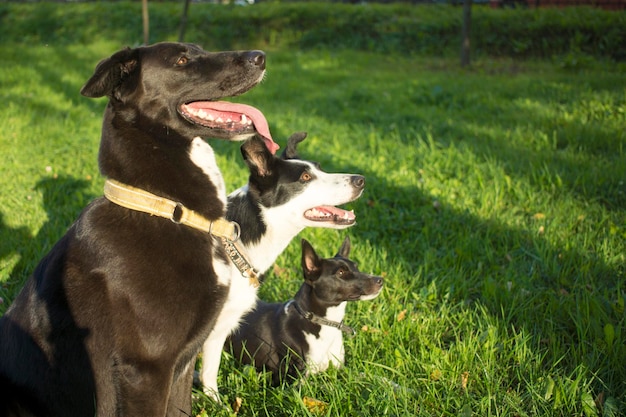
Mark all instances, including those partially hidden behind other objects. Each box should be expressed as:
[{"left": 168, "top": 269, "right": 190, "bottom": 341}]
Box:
[{"left": 0, "top": 42, "right": 277, "bottom": 417}]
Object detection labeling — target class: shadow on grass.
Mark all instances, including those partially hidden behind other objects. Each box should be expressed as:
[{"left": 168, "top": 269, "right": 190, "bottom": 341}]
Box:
[
  {"left": 0, "top": 213, "right": 31, "bottom": 310},
  {"left": 0, "top": 176, "right": 94, "bottom": 313},
  {"left": 0, "top": 178, "right": 97, "bottom": 416}
]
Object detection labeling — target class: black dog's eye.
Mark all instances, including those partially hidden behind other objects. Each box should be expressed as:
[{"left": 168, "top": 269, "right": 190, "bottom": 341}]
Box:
[
  {"left": 300, "top": 172, "right": 312, "bottom": 182},
  {"left": 336, "top": 267, "right": 348, "bottom": 278},
  {"left": 176, "top": 56, "right": 189, "bottom": 66}
]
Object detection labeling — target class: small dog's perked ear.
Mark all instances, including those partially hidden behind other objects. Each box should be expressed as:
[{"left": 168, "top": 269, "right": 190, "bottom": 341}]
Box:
[
  {"left": 80, "top": 47, "right": 138, "bottom": 100},
  {"left": 241, "top": 136, "right": 273, "bottom": 177},
  {"left": 281, "top": 132, "right": 307, "bottom": 160},
  {"left": 336, "top": 236, "right": 351, "bottom": 258},
  {"left": 301, "top": 238, "right": 322, "bottom": 282}
]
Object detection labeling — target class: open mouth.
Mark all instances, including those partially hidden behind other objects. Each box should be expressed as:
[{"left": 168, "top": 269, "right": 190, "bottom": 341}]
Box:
[
  {"left": 304, "top": 205, "right": 356, "bottom": 226},
  {"left": 179, "top": 101, "right": 279, "bottom": 154}
]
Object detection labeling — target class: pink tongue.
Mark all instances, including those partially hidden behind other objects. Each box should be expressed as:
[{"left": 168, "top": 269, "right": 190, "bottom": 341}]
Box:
[{"left": 190, "top": 101, "right": 279, "bottom": 154}]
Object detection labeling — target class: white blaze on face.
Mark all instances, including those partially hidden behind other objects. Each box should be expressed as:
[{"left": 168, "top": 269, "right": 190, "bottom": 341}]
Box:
[
  {"left": 275, "top": 162, "right": 361, "bottom": 227},
  {"left": 241, "top": 162, "right": 361, "bottom": 273},
  {"left": 359, "top": 292, "right": 381, "bottom": 301}
]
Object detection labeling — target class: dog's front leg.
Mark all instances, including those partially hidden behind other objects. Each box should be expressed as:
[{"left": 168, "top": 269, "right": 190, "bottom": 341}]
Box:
[
  {"left": 113, "top": 362, "right": 173, "bottom": 417},
  {"left": 200, "top": 334, "right": 225, "bottom": 401},
  {"left": 166, "top": 358, "right": 195, "bottom": 417},
  {"left": 198, "top": 258, "right": 258, "bottom": 401}
]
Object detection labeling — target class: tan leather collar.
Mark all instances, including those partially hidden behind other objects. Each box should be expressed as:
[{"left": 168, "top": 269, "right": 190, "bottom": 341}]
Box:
[
  {"left": 103, "top": 179, "right": 259, "bottom": 287},
  {"left": 104, "top": 179, "right": 238, "bottom": 240}
]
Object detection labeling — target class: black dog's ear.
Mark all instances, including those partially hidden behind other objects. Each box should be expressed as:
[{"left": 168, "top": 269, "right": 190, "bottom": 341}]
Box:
[
  {"left": 336, "top": 236, "right": 351, "bottom": 258},
  {"left": 281, "top": 132, "right": 307, "bottom": 160},
  {"left": 80, "top": 47, "right": 139, "bottom": 100},
  {"left": 241, "top": 135, "right": 273, "bottom": 177},
  {"left": 301, "top": 239, "right": 322, "bottom": 282}
]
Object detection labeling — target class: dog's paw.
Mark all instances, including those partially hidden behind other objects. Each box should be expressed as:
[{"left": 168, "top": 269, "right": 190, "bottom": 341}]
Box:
[
  {"left": 192, "top": 370, "right": 222, "bottom": 403},
  {"left": 202, "top": 386, "right": 222, "bottom": 403}
]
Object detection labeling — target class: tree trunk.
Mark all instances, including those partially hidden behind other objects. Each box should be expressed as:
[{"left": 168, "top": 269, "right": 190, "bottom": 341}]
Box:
[
  {"left": 461, "top": 0, "right": 472, "bottom": 67},
  {"left": 179, "top": 0, "right": 192, "bottom": 42},
  {"left": 142, "top": 0, "right": 150, "bottom": 45}
]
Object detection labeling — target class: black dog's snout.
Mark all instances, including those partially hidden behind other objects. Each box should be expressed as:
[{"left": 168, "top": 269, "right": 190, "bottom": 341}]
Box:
[
  {"left": 351, "top": 175, "right": 365, "bottom": 189},
  {"left": 246, "top": 51, "right": 266, "bottom": 70}
]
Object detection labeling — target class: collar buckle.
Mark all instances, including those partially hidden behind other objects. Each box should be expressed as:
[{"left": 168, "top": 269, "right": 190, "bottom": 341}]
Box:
[{"left": 170, "top": 202, "right": 184, "bottom": 224}]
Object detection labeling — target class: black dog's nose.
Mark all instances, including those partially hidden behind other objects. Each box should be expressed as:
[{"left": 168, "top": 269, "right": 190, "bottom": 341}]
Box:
[
  {"left": 246, "top": 50, "right": 266, "bottom": 70},
  {"left": 375, "top": 277, "right": 384, "bottom": 286},
  {"left": 351, "top": 175, "right": 365, "bottom": 189}
]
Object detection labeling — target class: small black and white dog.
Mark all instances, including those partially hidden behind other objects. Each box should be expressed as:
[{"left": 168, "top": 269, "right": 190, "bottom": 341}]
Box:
[
  {"left": 199, "top": 133, "right": 366, "bottom": 397},
  {"left": 226, "top": 236, "right": 383, "bottom": 385}
]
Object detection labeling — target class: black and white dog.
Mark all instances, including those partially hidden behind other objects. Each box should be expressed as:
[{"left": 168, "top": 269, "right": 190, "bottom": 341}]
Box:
[
  {"left": 226, "top": 236, "right": 383, "bottom": 384},
  {"left": 199, "top": 133, "right": 366, "bottom": 398},
  {"left": 0, "top": 43, "right": 279, "bottom": 417}
]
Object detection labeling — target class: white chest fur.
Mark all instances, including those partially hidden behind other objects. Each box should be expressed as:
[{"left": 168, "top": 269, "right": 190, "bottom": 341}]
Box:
[
  {"left": 304, "top": 302, "right": 347, "bottom": 372},
  {"left": 189, "top": 137, "right": 227, "bottom": 207}
]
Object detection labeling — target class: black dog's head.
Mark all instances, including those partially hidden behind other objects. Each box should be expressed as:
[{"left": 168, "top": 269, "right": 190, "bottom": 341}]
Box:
[
  {"left": 80, "top": 42, "right": 277, "bottom": 151},
  {"left": 300, "top": 237, "right": 383, "bottom": 306}
]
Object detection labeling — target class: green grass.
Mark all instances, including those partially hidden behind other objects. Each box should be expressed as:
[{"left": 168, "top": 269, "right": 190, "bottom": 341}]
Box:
[{"left": 1, "top": 4, "right": 626, "bottom": 417}]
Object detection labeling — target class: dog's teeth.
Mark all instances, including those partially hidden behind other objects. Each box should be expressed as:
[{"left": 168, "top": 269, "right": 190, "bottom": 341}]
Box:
[
  {"left": 216, "top": 117, "right": 223, "bottom": 123},
  {"left": 240, "top": 114, "right": 253, "bottom": 126},
  {"left": 197, "top": 109, "right": 208, "bottom": 119},
  {"left": 207, "top": 114, "right": 214, "bottom": 121},
  {"left": 226, "top": 118, "right": 232, "bottom": 123}
]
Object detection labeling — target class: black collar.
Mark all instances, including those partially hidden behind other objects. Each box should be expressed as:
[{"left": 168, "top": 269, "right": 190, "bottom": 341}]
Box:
[{"left": 284, "top": 300, "right": 356, "bottom": 337}]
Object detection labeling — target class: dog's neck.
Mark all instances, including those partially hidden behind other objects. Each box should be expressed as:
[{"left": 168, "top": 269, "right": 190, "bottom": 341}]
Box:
[
  {"left": 100, "top": 114, "right": 227, "bottom": 220},
  {"left": 293, "top": 284, "right": 347, "bottom": 322},
  {"left": 246, "top": 227, "right": 304, "bottom": 275},
  {"left": 288, "top": 285, "right": 355, "bottom": 335},
  {"left": 227, "top": 187, "right": 306, "bottom": 275}
]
